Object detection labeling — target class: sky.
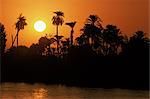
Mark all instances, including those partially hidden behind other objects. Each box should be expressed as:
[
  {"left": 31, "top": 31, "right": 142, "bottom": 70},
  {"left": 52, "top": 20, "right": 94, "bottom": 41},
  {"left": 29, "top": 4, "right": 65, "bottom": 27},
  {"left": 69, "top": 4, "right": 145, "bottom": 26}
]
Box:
[{"left": 0, "top": 0, "right": 149, "bottom": 49}]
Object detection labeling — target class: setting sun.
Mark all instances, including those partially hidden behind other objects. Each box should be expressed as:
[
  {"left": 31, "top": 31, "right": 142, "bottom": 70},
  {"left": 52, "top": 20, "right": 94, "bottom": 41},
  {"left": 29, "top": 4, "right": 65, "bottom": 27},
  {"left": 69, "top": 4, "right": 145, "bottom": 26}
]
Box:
[{"left": 34, "top": 20, "right": 46, "bottom": 32}]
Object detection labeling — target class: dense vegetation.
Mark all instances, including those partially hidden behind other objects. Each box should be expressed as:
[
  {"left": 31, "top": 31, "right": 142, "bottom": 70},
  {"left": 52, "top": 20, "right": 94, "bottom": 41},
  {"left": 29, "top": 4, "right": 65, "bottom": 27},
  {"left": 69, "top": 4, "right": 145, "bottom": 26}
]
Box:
[{"left": 0, "top": 13, "right": 149, "bottom": 90}]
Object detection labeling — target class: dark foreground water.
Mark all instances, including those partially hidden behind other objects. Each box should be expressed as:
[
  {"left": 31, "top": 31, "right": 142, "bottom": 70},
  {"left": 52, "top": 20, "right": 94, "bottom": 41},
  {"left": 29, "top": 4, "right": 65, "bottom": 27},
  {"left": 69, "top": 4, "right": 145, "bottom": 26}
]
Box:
[{"left": 0, "top": 83, "right": 149, "bottom": 99}]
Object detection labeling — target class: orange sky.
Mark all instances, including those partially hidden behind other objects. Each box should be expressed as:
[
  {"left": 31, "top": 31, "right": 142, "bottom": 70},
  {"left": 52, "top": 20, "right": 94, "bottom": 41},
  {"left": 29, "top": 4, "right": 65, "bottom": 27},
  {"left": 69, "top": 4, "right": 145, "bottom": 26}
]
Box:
[{"left": 0, "top": 0, "right": 149, "bottom": 49}]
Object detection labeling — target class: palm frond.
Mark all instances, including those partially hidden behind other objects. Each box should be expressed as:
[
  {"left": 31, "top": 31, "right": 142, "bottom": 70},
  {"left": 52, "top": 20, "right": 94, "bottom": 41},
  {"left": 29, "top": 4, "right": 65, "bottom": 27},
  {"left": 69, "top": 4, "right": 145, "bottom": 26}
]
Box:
[
  {"left": 54, "top": 11, "right": 64, "bottom": 17},
  {"left": 65, "top": 21, "right": 76, "bottom": 28}
]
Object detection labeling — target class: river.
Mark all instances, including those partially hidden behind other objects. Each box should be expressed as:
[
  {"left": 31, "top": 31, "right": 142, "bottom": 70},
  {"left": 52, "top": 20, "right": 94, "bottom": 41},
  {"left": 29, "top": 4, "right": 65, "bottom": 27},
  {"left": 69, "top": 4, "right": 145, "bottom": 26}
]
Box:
[{"left": 0, "top": 83, "right": 149, "bottom": 99}]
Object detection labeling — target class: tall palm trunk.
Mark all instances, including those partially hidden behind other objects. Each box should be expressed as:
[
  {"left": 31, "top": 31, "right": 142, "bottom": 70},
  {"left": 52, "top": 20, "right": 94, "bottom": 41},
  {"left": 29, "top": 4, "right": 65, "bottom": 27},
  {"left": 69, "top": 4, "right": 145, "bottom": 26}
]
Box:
[
  {"left": 12, "top": 29, "right": 19, "bottom": 47},
  {"left": 16, "top": 31, "right": 19, "bottom": 47},
  {"left": 56, "top": 25, "right": 59, "bottom": 54},
  {"left": 70, "top": 28, "right": 74, "bottom": 46}
]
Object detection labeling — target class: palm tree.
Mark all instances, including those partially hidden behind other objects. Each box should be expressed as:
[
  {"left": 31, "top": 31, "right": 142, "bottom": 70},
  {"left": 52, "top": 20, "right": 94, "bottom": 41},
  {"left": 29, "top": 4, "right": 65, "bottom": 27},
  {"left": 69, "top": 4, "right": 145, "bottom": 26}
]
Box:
[
  {"left": 52, "top": 11, "right": 64, "bottom": 54},
  {"left": 131, "top": 31, "right": 145, "bottom": 41},
  {"left": 12, "top": 14, "right": 27, "bottom": 47},
  {"left": 86, "top": 15, "right": 102, "bottom": 29},
  {"left": 81, "top": 15, "right": 102, "bottom": 46},
  {"left": 81, "top": 24, "right": 101, "bottom": 46},
  {"left": 65, "top": 21, "right": 76, "bottom": 46},
  {"left": 102, "top": 24, "right": 124, "bottom": 55},
  {"left": 129, "top": 31, "right": 149, "bottom": 50}
]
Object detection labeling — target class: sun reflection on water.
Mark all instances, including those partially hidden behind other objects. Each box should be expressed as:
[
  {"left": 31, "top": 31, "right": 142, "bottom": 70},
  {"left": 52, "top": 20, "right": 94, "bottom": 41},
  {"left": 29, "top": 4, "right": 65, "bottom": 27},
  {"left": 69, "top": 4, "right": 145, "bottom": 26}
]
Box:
[
  {"left": 0, "top": 83, "right": 149, "bottom": 99},
  {"left": 32, "top": 88, "right": 48, "bottom": 99}
]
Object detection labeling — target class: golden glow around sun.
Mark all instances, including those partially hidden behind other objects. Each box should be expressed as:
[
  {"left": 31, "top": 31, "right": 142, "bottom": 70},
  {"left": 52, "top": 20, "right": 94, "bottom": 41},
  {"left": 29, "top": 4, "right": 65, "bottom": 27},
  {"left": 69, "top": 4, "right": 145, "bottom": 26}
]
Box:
[{"left": 34, "top": 20, "right": 46, "bottom": 32}]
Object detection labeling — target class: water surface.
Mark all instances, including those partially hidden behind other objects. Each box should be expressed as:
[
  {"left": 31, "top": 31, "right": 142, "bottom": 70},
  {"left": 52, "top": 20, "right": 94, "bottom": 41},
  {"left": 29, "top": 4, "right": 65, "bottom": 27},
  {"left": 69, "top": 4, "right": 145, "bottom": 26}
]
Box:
[{"left": 0, "top": 83, "right": 149, "bottom": 99}]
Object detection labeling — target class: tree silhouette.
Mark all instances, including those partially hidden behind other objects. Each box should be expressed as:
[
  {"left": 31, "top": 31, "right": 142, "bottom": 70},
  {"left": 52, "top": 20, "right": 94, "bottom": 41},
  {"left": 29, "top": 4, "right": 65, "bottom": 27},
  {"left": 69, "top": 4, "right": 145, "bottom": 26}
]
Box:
[
  {"left": 0, "top": 23, "right": 7, "bottom": 56},
  {"left": 38, "top": 36, "right": 52, "bottom": 56},
  {"left": 101, "top": 24, "right": 124, "bottom": 55},
  {"left": 12, "top": 14, "right": 27, "bottom": 47},
  {"left": 52, "top": 11, "right": 64, "bottom": 55},
  {"left": 130, "top": 31, "right": 148, "bottom": 43},
  {"left": 81, "top": 24, "right": 102, "bottom": 46},
  {"left": 65, "top": 21, "right": 76, "bottom": 46},
  {"left": 86, "top": 15, "right": 102, "bottom": 28},
  {"left": 81, "top": 15, "right": 102, "bottom": 46},
  {"left": 75, "top": 34, "right": 87, "bottom": 46},
  {"left": 126, "top": 31, "right": 149, "bottom": 56}
]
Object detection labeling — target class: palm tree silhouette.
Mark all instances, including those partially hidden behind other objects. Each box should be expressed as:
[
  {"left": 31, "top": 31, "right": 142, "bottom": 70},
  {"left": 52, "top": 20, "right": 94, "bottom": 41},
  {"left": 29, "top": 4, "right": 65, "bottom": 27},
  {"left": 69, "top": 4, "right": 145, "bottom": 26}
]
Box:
[
  {"left": 129, "top": 31, "right": 149, "bottom": 49},
  {"left": 102, "top": 25, "right": 124, "bottom": 55},
  {"left": 52, "top": 11, "right": 64, "bottom": 54},
  {"left": 81, "top": 24, "right": 101, "bottom": 46},
  {"left": 86, "top": 15, "right": 102, "bottom": 28},
  {"left": 81, "top": 15, "right": 102, "bottom": 45},
  {"left": 131, "top": 31, "right": 145, "bottom": 41},
  {"left": 65, "top": 21, "right": 76, "bottom": 46},
  {"left": 12, "top": 14, "right": 27, "bottom": 47}
]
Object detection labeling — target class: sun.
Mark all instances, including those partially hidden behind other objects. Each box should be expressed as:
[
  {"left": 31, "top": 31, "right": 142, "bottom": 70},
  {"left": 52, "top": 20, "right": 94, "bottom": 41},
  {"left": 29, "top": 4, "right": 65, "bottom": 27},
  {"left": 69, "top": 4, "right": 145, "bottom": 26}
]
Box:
[{"left": 34, "top": 20, "right": 46, "bottom": 32}]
